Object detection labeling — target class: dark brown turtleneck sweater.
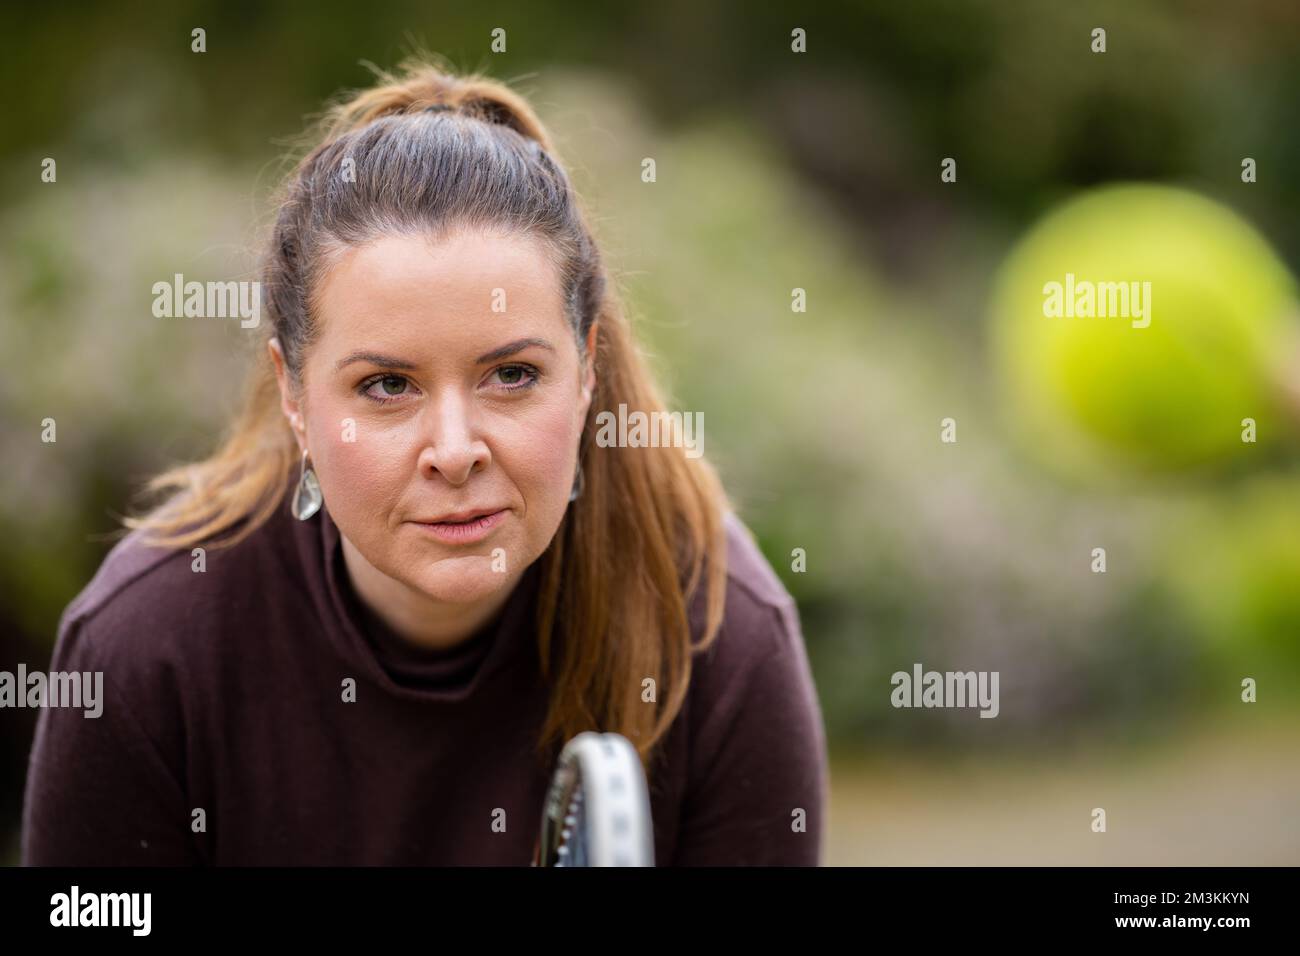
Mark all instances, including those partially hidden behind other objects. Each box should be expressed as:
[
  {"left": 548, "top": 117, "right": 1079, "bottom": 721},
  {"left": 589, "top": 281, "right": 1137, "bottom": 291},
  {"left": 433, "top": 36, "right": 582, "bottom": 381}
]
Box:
[{"left": 21, "top": 492, "right": 828, "bottom": 865}]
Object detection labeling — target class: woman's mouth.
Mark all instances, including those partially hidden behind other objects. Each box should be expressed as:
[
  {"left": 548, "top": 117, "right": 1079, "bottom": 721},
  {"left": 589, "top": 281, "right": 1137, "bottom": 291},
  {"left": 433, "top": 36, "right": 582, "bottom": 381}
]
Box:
[{"left": 408, "top": 509, "right": 508, "bottom": 544}]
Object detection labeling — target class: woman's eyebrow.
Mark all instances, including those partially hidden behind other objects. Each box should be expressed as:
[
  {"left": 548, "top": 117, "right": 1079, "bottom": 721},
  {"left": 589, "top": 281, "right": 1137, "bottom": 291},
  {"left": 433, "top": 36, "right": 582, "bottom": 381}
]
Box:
[
  {"left": 475, "top": 337, "right": 555, "bottom": 363},
  {"left": 334, "top": 338, "right": 555, "bottom": 372},
  {"left": 335, "top": 351, "right": 420, "bottom": 371}
]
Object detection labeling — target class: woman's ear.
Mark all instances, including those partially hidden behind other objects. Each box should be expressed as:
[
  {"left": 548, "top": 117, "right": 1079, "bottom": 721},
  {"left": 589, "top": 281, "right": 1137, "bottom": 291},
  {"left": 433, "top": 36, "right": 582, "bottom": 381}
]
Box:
[{"left": 267, "top": 338, "right": 307, "bottom": 453}]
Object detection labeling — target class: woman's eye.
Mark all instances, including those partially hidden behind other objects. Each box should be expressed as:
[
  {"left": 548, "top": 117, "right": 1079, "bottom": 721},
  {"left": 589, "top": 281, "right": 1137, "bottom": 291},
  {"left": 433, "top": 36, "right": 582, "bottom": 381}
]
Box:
[
  {"left": 360, "top": 374, "right": 414, "bottom": 402},
  {"left": 360, "top": 366, "right": 537, "bottom": 402},
  {"left": 489, "top": 364, "right": 540, "bottom": 391}
]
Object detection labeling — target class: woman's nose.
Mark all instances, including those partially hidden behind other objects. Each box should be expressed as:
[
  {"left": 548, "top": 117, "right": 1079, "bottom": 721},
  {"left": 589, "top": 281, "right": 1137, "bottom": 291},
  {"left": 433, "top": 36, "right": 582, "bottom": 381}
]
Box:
[{"left": 415, "top": 390, "right": 491, "bottom": 485}]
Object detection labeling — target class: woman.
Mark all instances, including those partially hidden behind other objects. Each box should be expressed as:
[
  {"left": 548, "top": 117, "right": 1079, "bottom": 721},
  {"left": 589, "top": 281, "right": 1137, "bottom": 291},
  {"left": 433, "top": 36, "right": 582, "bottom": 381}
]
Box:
[{"left": 21, "top": 59, "right": 827, "bottom": 866}]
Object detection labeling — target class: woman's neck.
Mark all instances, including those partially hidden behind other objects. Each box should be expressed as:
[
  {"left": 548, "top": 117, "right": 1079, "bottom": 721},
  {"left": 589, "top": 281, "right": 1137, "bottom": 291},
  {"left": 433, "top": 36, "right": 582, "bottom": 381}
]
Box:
[{"left": 339, "top": 534, "right": 519, "bottom": 651}]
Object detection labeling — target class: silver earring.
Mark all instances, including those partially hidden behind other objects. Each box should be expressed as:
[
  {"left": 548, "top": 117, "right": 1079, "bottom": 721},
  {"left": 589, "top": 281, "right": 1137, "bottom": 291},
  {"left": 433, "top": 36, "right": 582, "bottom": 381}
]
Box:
[
  {"left": 292, "top": 448, "right": 323, "bottom": 520},
  {"left": 569, "top": 461, "right": 585, "bottom": 502}
]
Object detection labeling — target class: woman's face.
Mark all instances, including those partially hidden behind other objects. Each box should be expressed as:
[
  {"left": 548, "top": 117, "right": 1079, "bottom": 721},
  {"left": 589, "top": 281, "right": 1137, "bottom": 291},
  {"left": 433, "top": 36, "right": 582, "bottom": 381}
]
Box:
[{"left": 275, "top": 226, "right": 595, "bottom": 606}]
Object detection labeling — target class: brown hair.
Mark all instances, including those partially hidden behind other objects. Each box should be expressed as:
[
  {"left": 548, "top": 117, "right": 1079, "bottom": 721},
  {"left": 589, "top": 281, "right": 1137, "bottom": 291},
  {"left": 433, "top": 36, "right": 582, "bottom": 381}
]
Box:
[{"left": 125, "top": 56, "right": 730, "bottom": 780}]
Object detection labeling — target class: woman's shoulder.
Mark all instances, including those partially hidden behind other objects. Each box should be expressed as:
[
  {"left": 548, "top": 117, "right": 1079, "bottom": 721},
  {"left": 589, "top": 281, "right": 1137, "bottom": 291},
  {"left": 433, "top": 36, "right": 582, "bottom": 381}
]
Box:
[
  {"left": 720, "top": 510, "right": 796, "bottom": 605},
  {"left": 680, "top": 509, "right": 812, "bottom": 710},
  {"left": 63, "top": 530, "right": 197, "bottom": 629},
  {"left": 670, "top": 510, "right": 827, "bottom": 864},
  {"left": 703, "top": 510, "right": 802, "bottom": 661},
  {"left": 56, "top": 512, "right": 298, "bottom": 674}
]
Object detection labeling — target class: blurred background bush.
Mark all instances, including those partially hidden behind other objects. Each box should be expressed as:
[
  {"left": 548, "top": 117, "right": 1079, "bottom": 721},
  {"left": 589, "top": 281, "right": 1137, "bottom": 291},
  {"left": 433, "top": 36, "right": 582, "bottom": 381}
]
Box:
[{"left": 2, "top": 0, "right": 1298, "bottom": 864}]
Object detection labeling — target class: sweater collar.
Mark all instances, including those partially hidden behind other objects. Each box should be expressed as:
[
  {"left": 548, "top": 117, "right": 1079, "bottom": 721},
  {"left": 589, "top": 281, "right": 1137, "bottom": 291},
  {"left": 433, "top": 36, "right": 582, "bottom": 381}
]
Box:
[{"left": 297, "top": 501, "right": 541, "bottom": 704}]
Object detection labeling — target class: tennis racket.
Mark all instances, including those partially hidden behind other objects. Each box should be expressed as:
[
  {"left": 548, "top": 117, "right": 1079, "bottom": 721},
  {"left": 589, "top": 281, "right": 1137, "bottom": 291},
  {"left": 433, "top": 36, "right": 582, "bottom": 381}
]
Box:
[{"left": 535, "top": 731, "right": 655, "bottom": 866}]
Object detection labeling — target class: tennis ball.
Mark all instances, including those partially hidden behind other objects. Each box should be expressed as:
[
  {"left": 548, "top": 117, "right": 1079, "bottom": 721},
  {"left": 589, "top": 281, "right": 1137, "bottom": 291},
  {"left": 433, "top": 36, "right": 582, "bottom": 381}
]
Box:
[{"left": 990, "top": 183, "right": 1299, "bottom": 479}]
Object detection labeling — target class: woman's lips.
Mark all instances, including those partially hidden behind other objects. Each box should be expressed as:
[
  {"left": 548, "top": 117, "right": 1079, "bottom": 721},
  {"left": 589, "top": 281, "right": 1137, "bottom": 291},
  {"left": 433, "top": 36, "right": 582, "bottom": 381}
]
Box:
[{"left": 408, "top": 509, "right": 508, "bottom": 544}]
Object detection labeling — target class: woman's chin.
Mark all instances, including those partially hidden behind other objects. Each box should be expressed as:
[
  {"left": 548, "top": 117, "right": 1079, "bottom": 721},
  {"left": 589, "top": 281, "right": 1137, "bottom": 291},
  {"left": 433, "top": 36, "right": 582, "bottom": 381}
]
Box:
[{"left": 408, "top": 555, "right": 513, "bottom": 604}]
